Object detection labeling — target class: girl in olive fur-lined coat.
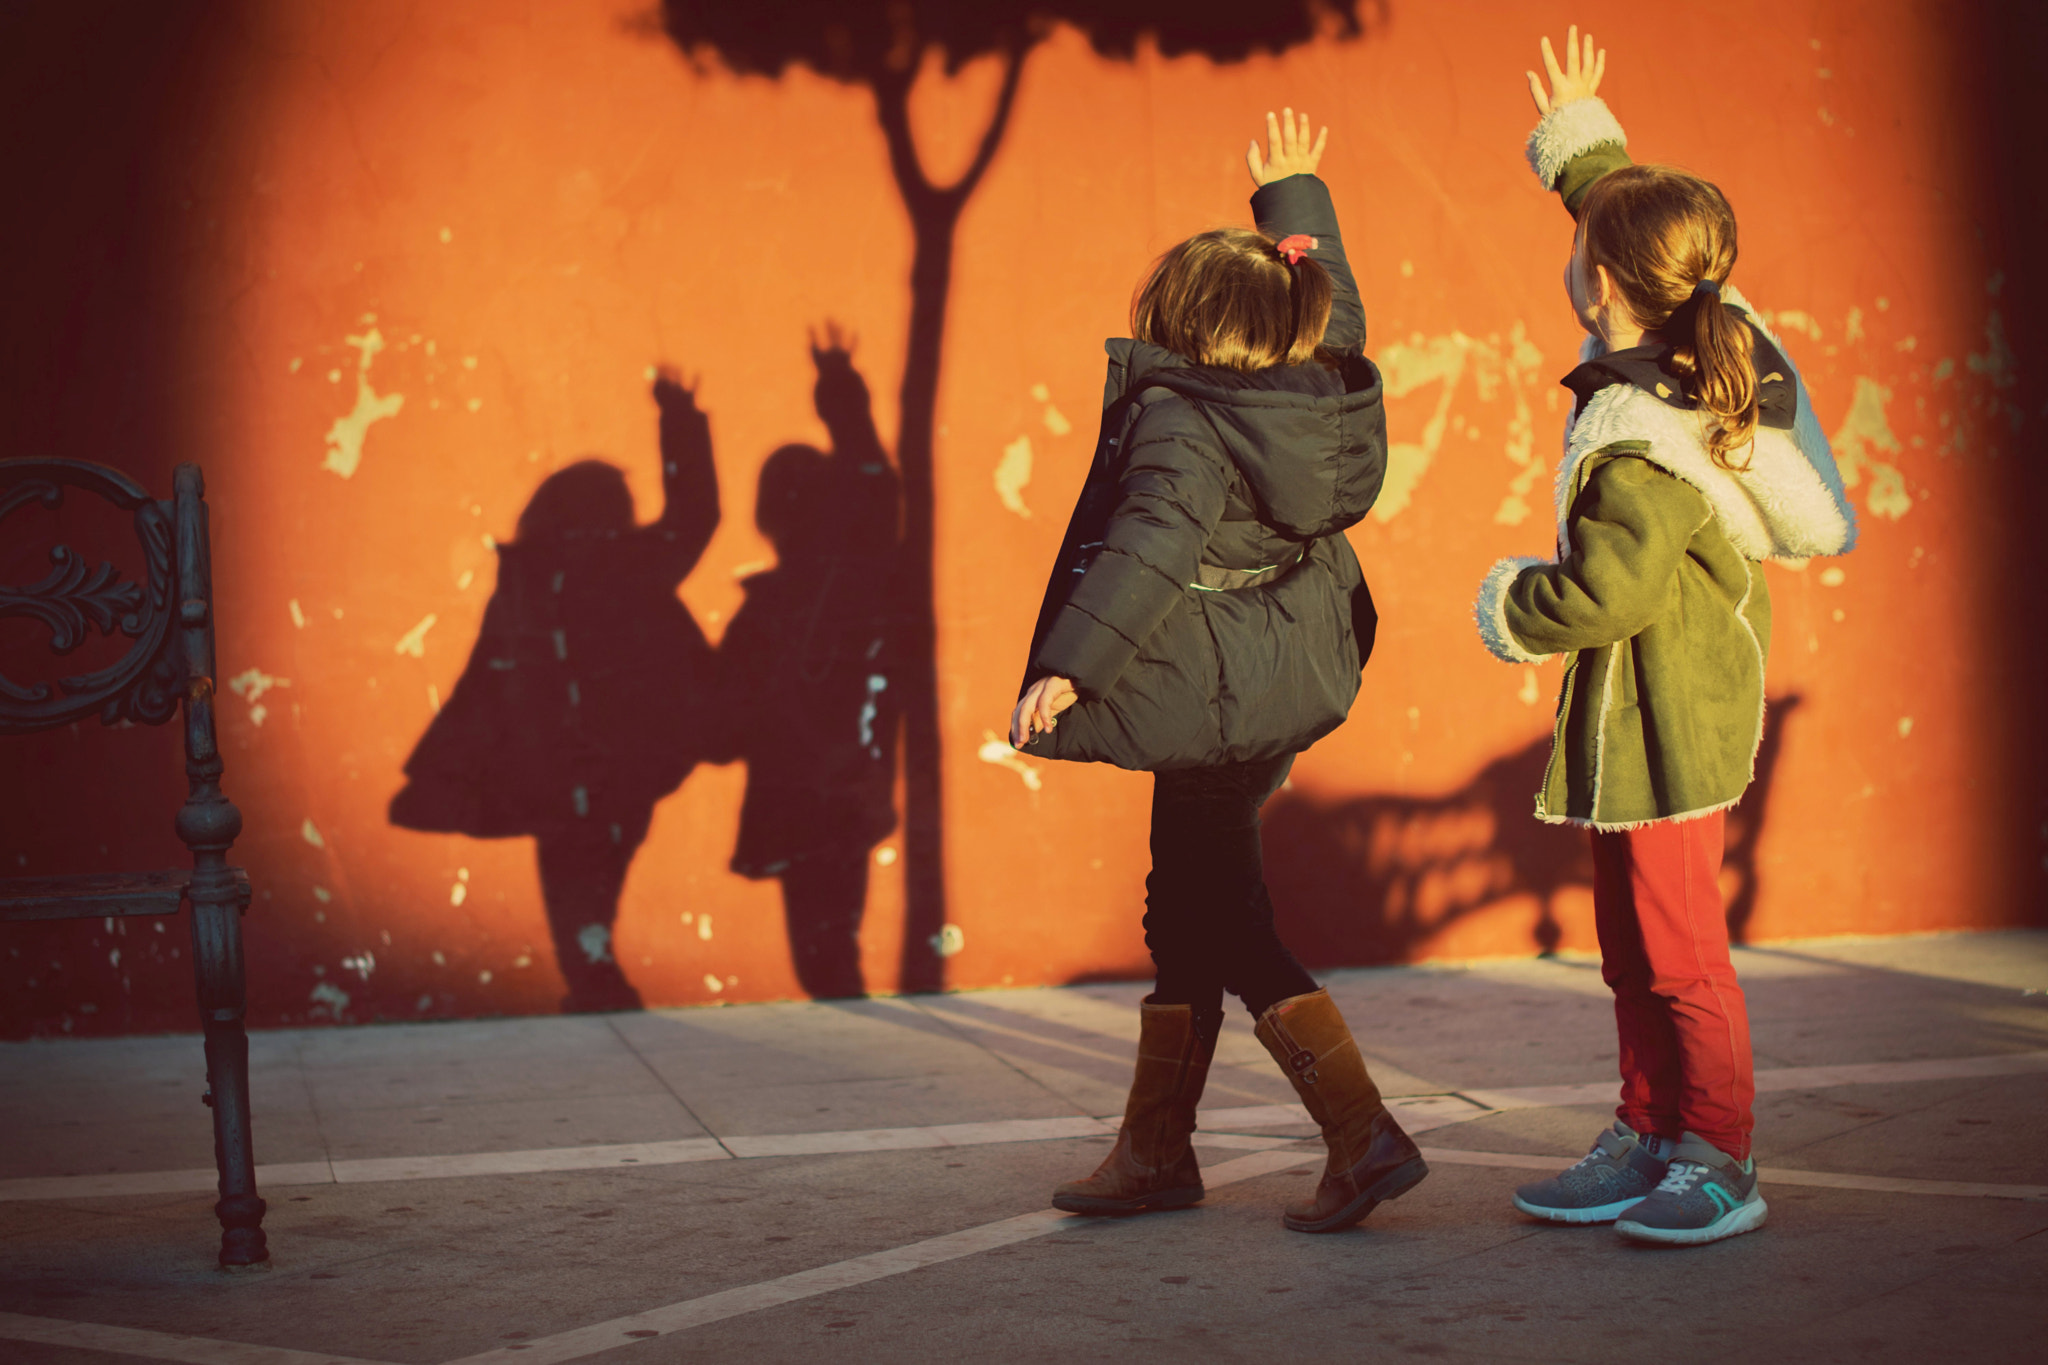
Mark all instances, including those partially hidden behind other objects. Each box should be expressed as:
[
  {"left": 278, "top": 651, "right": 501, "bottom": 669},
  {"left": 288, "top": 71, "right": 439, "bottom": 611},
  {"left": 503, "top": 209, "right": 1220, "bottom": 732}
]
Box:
[
  {"left": 1475, "top": 30, "right": 1855, "bottom": 1248},
  {"left": 1010, "top": 111, "right": 1426, "bottom": 1236}
]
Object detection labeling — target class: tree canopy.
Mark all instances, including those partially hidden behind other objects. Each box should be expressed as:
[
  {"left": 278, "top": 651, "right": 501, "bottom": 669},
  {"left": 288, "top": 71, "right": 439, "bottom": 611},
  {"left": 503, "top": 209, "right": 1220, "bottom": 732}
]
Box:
[{"left": 657, "top": 0, "right": 1367, "bottom": 79}]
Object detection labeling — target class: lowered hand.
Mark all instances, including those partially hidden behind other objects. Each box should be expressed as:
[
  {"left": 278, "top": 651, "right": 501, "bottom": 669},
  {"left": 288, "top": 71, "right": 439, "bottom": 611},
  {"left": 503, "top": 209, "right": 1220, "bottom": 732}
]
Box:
[{"left": 1010, "top": 674, "right": 1077, "bottom": 750}]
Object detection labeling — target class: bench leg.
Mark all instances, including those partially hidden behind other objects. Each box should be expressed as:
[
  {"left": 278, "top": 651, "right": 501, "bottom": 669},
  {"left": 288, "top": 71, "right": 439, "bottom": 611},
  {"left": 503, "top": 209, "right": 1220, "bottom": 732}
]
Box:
[{"left": 191, "top": 892, "right": 269, "bottom": 1268}]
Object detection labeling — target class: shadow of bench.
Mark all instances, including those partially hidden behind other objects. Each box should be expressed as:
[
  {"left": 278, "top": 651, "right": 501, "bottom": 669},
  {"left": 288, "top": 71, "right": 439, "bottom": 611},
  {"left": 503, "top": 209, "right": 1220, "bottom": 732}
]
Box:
[{"left": 1, "top": 457, "right": 268, "bottom": 1269}]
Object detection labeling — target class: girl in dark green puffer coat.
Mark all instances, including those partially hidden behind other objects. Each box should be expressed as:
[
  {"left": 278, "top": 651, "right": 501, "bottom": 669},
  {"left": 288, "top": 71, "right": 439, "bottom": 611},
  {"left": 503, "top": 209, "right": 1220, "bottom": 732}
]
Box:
[
  {"left": 1010, "top": 110, "right": 1426, "bottom": 1236},
  {"left": 1475, "top": 29, "right": 1856, "bottom": 1249}
]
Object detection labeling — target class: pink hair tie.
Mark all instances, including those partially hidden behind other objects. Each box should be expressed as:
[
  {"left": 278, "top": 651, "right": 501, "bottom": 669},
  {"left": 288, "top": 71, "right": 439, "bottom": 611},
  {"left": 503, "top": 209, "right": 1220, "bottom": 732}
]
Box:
[{"left": 1275, "top": 234, "right": 1318, "bottom": 265}]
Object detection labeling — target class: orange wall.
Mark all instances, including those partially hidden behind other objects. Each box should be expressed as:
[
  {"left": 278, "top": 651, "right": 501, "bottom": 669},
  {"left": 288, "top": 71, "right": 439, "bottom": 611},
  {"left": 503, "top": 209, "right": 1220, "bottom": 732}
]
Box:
[{"left": 4, "top": 0, "right": 2043, "bottom": 1036}]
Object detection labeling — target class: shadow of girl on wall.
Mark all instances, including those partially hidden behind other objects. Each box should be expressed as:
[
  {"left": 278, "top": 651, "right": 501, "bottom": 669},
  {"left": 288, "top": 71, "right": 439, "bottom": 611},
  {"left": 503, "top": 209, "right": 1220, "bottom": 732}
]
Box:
[{"left": 389, "top": 371, "right": 719, "bottom": 1012}]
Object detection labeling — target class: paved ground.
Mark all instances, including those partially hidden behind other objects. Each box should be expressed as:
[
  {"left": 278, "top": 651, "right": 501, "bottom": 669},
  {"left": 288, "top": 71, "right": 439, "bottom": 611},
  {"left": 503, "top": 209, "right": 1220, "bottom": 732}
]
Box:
[{"left": 2, "top": 930, "right": 2045, "bottom": 1364}]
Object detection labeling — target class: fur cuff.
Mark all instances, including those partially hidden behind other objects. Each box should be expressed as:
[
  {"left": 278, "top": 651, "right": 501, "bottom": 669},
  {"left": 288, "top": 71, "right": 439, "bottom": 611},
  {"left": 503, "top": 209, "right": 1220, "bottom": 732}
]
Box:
[
  {"left": 1475, "top": 556, "right": 1554, "bottom": 664},
  {"left": 1525, "top": 97, "right": 1627, "bottom": 189}
]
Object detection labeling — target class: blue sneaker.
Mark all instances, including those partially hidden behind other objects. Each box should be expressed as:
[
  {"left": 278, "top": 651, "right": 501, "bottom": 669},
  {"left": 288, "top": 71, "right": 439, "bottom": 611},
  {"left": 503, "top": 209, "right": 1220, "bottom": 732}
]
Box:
[
  {"left": 1512, "top": 1122, "right": 1670, "bottom": 1224},
  {"left": 1615, "top": 1133, "right": 1768, "bottom": 1246}
]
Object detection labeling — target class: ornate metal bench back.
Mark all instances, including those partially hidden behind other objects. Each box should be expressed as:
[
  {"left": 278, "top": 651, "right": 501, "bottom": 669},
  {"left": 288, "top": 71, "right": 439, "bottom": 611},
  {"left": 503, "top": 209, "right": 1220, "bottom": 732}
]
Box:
[
  {"left": 0, "top": 456, "right": 190, "bottom": 733},
  {"left": 0, "top": 456, "right": 264, "bottom": 1268}
]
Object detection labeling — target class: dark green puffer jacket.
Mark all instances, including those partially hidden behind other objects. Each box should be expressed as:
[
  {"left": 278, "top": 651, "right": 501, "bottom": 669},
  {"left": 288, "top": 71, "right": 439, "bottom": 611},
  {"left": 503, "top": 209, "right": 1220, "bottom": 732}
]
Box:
[{"left": 1018, "top": 174, "right": 1388, "bottom": 771}]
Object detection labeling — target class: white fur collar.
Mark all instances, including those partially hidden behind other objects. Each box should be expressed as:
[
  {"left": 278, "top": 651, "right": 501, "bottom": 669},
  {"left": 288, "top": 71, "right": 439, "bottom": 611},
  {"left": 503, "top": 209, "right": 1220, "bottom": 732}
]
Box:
[{"left": 1558, "top": 284, "right": 1857, "bottom": 561}]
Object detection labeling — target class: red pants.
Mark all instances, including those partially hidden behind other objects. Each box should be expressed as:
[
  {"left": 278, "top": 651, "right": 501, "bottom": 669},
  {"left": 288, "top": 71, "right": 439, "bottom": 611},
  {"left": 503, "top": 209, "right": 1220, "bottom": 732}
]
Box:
[{"left": 1591, "top": 812, "right": 1754, "bottom": 1160}]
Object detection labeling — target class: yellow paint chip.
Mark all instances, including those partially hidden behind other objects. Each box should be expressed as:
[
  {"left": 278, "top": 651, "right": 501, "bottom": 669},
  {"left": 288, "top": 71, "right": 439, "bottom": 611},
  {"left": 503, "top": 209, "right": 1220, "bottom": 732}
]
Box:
[
  {"left": 978, "top": 730, "right": 1043, "bottom": 792},
  {"left": 439, "top": 227, "right": 453, "bottom": 244},
  {"left": 703, "top": 974, "right": 725, "bottom": 993},
  {"left": 1517, "top": 667, "right": 1540, "bottom": 706},
  {"left": 1830, "top": 377, "right": 1912, "bottom": 520},
  {"left": 322, "top": 327, "right": 405, "bottom": 479},
  {"left": 394, "top": 614, "right": 439, "bottom": 657},
  {"left": 995, "top": 436, "right": 1034, "bottom": 519},
  {"left": 874, "top": 846, "right": 898, "bottom": 867},
  {"left": 1897, "top": 717, "right": 1914, "bottom": 738},
  {"left": 289, "top": 599, "right": 306, "bottom": 629},
  {"left": 301, "top": 818, "right": 326, "bottom": 849},
  {"left": 697, "top": 915, "right": 712, "bottom": 942},
  {"left": 1819, "top": 567, "right": 1846, "bottom": 587}
]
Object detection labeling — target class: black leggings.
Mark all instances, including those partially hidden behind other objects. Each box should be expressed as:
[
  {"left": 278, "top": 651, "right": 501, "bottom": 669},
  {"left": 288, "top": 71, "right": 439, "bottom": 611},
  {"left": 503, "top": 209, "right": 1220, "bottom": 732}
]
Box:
[{"left": 1143, "top": 753, "right": 1318, "bottom": 1024}]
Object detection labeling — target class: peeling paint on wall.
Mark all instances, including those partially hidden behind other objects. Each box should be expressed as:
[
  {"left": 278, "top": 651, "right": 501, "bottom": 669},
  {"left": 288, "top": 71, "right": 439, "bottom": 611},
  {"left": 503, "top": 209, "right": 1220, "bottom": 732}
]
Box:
[
  {"left": 394, "top": 614, "right": 439, "bottom": 657},
  {"left": 995, "top": 435, "right": 1033, "bottom": 518},
  {"left": 1029, "top": 383, "right": 1073, "bottom": 438},
  {"left": 320, "top": 318, "right": 405, "bottom": 479},
  {"left": 1830, "top": 377, "right": 1913, "bottom": 520},
  {"left": 577, "top": 923, "right": 613, "bottom": 964},
  {"left": 1373, "top": 326, "right": 1544, "bottom": 524},
  {"left": 308, "top": 981, "right": 350, "bottom": 1019},
  {"left": 978, "top": 729, "right": 1042, "bottom": 791},
  {"left": 225, "top": 667, "right": 289, "bottom": 727}
]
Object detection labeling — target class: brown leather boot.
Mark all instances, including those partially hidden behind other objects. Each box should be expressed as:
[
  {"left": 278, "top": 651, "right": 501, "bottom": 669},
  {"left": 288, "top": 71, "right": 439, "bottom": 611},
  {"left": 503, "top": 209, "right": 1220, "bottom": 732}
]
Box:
[
  {"left": 1255, "top": 988, "right": 1428, "bottom": 1232},
  {"left": 1052, "top": 1000, "right": 1217, "bottom": 1215}
]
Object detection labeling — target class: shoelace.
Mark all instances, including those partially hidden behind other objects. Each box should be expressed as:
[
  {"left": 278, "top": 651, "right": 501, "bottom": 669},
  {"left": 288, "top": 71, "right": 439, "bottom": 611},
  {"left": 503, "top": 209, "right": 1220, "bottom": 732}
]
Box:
[
  {"left": 1570, "top": 1132, "right": 1629, "bottom": 1170},
  {"left": 1654, "top": 1160, "right": 1709, "bottom": 1195}
]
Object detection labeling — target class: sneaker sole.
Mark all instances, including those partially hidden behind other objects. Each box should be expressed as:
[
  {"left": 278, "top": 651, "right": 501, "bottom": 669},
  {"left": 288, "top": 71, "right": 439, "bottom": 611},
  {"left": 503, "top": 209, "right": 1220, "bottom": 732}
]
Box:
[
  {"left": 1615, "top": 1196, "right": 1768, "bottom": 1246},
  {"left": 1051, "top": 1185, "right": 1204, "bottom": 1216},
  {"left": 1511, "top": 1192, "right": 1646, "bottom": 1225},
  {"left": 1283, "top": 1155, "right": 1430, "bottom": 1234}
]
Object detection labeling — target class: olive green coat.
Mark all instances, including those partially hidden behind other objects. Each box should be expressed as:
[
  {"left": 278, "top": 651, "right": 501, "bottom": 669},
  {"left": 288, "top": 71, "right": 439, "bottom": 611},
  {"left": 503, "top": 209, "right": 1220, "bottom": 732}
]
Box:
[{"left": 1475, "top": 99, "right": 1857, "bottom": 830}]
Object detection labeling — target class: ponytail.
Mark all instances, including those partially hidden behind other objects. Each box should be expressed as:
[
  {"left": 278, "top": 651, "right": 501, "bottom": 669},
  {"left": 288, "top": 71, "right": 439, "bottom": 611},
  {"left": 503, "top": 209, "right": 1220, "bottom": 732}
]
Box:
[
  {"left": 1579, "top": 166, "right": 1760, "bottom": 471},
  {"left": 1669, "top": 280, "right": 1760, "bottom": 470},
  {"left": 1282, "top": 250, "right": 1335, "bottom": 367}
]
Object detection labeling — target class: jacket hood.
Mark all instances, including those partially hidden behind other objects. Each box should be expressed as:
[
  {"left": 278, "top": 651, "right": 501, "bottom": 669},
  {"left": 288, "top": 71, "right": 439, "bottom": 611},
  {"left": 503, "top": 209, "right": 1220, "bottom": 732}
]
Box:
[
  {"left": 1557, "top": 285, "right": 1857, "bottom": 562},
  {"left": 1104, "top": 338, "right": 1388, "bottom": 540}
]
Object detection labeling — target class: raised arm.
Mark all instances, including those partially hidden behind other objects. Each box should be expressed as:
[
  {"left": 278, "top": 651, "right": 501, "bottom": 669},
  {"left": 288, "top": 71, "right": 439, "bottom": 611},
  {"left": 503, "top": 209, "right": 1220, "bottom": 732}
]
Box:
[
  {"left": 807, "top": 326, "right": 899, "bottom": 557},
  {"left": 1247, "top": 108, "right": 1365, "bottom": 354},
  {"left": 1524, "top": 27, "right": 1632, "bottom": 220},
  {"left": 649, "top": 367, "right": 720, "bottom": 575}
]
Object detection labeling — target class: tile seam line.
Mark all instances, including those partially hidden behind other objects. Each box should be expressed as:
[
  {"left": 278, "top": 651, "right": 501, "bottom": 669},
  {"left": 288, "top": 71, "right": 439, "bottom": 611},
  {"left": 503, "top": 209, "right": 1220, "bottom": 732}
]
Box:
[
  {"left": 601, "top": 1014, "right": 734, "bottom": 1159},
  {"left": 912, "top": 1000, "right": 1288, "bottom": 1104},
  {"left": 9, "top": 1049, "right": 2042, "bottom": 1199},
  {"left": 898, "top": 996, "right": 1108, "bottom": 1122},
  {"left": 4, "top": 1150, "right": 2040, "bottom": 1365}
]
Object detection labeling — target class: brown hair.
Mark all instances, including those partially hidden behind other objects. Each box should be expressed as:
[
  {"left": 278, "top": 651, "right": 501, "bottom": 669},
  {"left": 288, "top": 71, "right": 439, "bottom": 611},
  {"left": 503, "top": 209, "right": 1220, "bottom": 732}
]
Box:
[
  {"left": 1131, "top": 227, "right": 1333, "bottom": 371},
  {"left": 1578, "top": 165, "right": 1758, "bottom": 469}
]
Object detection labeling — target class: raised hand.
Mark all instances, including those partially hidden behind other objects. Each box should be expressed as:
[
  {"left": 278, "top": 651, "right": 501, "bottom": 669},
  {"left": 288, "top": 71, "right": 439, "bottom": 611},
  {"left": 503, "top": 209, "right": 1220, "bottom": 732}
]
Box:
[
  {"left": 652, "top": 363, "right": 697, "bottom": 413},
  {"left": 1247, "top": 107, "right": 1329, "bottom": 188},
  {"left": 1527, "top": 26, "right": 1605, "bottom": 115}
]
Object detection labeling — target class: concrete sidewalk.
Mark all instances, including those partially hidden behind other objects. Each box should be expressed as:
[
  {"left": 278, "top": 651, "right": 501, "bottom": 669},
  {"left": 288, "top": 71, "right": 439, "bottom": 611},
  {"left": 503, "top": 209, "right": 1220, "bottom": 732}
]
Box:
[{"left": 2, "top": 931, "right": 2044, "bottom": 1364}]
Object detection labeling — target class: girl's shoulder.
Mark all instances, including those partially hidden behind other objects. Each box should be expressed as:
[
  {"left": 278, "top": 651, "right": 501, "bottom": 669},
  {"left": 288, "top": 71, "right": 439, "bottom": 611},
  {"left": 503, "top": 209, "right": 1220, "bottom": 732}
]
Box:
[{"left": 1562, "top": 315, "right": 1795, "bottom": 432}]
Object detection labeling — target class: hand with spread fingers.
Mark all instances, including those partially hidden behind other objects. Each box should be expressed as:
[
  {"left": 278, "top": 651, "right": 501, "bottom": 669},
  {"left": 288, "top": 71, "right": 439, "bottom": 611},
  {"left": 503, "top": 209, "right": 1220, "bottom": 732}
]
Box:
[
  {"left": 1527, "top": 25, "right": 1605, "bottom": 115},
  {"left": 1247, "top": 106, "right": 1328, "bottom": 188}
]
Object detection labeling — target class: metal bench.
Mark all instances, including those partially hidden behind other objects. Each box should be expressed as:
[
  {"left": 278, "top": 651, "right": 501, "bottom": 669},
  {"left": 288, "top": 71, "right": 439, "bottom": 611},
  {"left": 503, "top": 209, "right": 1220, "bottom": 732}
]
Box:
[{"left": 1, "top": 457, "right": 268, "bottom": 1269}]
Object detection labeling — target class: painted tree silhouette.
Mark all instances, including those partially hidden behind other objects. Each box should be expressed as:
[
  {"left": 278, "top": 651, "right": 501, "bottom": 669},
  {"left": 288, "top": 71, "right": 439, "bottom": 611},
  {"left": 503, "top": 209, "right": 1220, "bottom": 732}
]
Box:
[{"left": 657, "top": 0, "right": 1374, "bottom": 991}]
